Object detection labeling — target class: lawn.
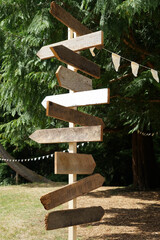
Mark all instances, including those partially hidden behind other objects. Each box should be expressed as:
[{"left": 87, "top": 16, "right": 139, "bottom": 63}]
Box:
[
  {"left": 0, "top": 183, "right": 160, "bottom": 240},
  {"left": 0, "top": 183, "right": 68, "bottom": 240}
]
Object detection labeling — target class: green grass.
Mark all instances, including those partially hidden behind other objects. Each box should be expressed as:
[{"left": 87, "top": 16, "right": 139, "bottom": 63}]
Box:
[{"left": 0, "top": 183, "right": 70, "bottom": 240}]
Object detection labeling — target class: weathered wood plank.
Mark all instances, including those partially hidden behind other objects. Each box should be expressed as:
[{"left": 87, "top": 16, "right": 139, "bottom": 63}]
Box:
[
  {"left": 42, "top": 88, "right": 110, "bottom": 109},
  {"left": 45, "top": 206, "right": 105, "bottom": 230},
  {"left": 50, "top": 1, "right": 91, "bottom": 37},
  {"left": 40, "top": 174, "right": 105, "bottom": 210},
  {"left": 56, "top": 65, "right": 92, "bottom": 92},
  {"left": 55, "top": 152, "right": 96, "bottom": 174},
  {"left": 50, "top": 45, "right": 100, "bottom": 78},
  {"left": 37, "top": 31, "right": 104, "bottom": 60},
  {"left": 29, "top": 125, "right": 103, "bottom": 144},
  {"left": 46, "top": 102, "right": 105, "bottom": 129}
]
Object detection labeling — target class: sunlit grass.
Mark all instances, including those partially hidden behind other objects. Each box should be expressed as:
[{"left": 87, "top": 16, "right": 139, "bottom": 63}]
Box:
[{"left": 0, "top": 183, "right": 69, "bottom": 240}]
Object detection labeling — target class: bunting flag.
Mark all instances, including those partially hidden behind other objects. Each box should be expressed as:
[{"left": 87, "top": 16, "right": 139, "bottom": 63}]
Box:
[
  {"left": 0, "top": 153, "right": 54, "bottom": 163},
  {"left": 103, "top": 48, "right": 159, "bottom": 83},
  {"left": 151, "top": 69, "right": 159, "bottom": 83},
  {"left": 131, "top": 61, "right": 139, "bottom": 77},
  {"left": 112, "top": 53, "right": 121, "bottom": 72}
]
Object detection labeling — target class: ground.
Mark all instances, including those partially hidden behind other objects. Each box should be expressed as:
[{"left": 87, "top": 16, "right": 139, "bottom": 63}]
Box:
[
  {"left": 0, "top": 183, "right": 160, "bottom": 240},
  {"left": 78, "top": 187, "right": 160, "bottom": 240}
]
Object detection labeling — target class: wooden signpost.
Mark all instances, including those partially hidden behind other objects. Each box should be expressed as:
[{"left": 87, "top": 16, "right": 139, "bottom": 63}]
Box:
[
  {"left": 40, "top": 174, "right": 105, "bottom": 210},
  {"left": 50, "top": 45, "right": 100, "bottom": 78},
  {"left": 54, "top": 152, "right": 96, "bottom": 174},
  {"left": 29, "top": 125, "right": 103, "bottom": 144},
  {"left": 37, "top": 31, "right": 103, "bottom": 60},
  {"left": 30, "top": 2, "right": 110, "bottom": 239},
  {"left": 46, "top": 101, "right": 105, "bottom": 128},
  {"left": 56, "top": 65, "right": 92, "bottom": 92},
  {"left": 45, "top": 206, "right": 105, "bottom": 230},
  {"left": 42, "top": 88, "right": 110, "bottom": 108},
  {"left": 50, "top": 1, "right": 92, "bottom": 37}
]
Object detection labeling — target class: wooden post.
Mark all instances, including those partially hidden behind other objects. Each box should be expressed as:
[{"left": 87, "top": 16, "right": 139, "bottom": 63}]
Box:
[
  {"left": 68, "top": 28, "right": 77, "bottom": 240},
  {"left": 16, "top": 172, "right": 19, "bottom": 185}
]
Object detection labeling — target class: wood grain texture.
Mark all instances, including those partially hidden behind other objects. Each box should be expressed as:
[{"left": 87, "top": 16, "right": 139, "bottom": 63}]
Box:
[
  {"left": 45, "top": 206, "right": 105, "bottom": 230},
  {"left": 50, "top": 45, "right": 100, "bottom": 78},
  {"left": 40, "top": 174, "right": 105, "bottom": 210},
  {"left": 50, "top": 1, "right": 91, "bottom": 37},
  {"left": 29, "top": 125, "right": 103, "bottom": 144},
  {"left": 46, "top": 101, "right": 105, "bottom": 129},
  {"left": 42, "top": 88, "right": 110, "bottom": 109},
  {"left": 56, "top": 65, "right": 92, "bottom": 92},
  {"left": 37, "top": 31, "right": 103, "bottom": 60},
  {"left": 55, "top": 152, "right": 96, "bottom": 174}
]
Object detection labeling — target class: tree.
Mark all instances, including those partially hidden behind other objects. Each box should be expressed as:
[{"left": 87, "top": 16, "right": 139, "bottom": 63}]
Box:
[
  {"left": 0, "top": 0, "right": 67, "bottom": 149},
  {"left": 0, "top": 0, "right": 160, "bottom": 188},
  {"left": 80, "top": 0, "right": 160, "bottom": 189}
]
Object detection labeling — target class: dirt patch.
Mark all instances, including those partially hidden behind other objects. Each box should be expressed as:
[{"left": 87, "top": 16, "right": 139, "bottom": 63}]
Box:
[{"left": 77, "top": 187, "right": 160, "bottom": 240}]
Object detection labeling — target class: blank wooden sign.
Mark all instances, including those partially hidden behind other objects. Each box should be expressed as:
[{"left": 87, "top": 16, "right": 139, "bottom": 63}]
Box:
[
  {"left": 42, "top": 88, "right": 110, "bottom": 109},
  {"left": 55, "top": 152, "right": 96, "bottom": 174},
  {"left": 40, "top": 173, "right": 105, "bottom": 210},
  {"left": 37, "top": 31, "right": 103, "bottom": 60},
  {"left": 45, "top": 206, "right": 105, "bottom": 230},
  {"left": 50, "top": 45, "right": 100, "bottom": 78},
  {"left": 56, "top": 65, "right": 92, "bottom": 92},
  {"left": 46, "top": 102, "right": 105, "bottom": 128},
  {"left": 29, "top": 125, "right": 103, "bottom": 144},
  {"left": 50, "top": 1, "right": 91, "bottom": 37}
]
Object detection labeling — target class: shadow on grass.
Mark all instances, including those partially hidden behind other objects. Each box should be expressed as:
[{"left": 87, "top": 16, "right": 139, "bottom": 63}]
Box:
[
  {"left": 83, "top": 203, "right": 160, "bottom": 240},
  {"left": 85, "top": 186, "right": 160, "bottom": 202},
  {"left": 86, "top": 232, "right": 160, "bottom": 240}
]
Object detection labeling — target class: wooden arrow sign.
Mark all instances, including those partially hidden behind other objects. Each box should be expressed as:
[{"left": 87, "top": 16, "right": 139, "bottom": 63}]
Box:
[
  {"left": 37, "top": 31, "right": 103, "bottom": 60},
  {"left": 50, "top": 1, "right": 91, "bottom": 37},
  {"left": 29, "top": 125, "right": 103, "bottom": 144},
  {"left": 42, "top": 88, "right": 110, "bottom": 109},
  {"left": 56, "top": 65, "right": 92, "bottom": 92},
  {"left": 50, "top": 45, "right": 100, "bottom": 78},
  {"left": 46, "top": 102, "right": 105, "bottom": 128},
  {"left": 45, "top": 206, "right": 105, "bottom": 230},
  {"left": 55, "top": 152, "right": 96, "bottom": 174},
  {"left": 40, "top": 174, "right": 105, "bottom": 210}
]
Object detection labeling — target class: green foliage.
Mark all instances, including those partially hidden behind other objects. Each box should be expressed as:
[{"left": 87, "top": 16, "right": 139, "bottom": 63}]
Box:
[
  {"left": 0, "top": 0, "right": 66, "bottom": 150},
  {"left": 0, "top": 163, "right": 15, "bottom": 185},
  {"left": 0, "top": 0, "right": 160, "bottom": 185}
]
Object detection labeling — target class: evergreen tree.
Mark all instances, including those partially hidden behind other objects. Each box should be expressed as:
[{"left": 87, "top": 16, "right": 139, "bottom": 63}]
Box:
[
  {"left": 0, "top": 0, "right": 160, "bottom": 188},
  {"left": 80, "top": 0, "right": 160, "bottom": 189}
]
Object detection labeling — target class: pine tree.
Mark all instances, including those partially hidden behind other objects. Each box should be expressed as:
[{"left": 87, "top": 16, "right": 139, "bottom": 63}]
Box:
[
  {"left": 0, "top": 0, "right": 160, "bottom": 188},
  {"left": 80, "top": 0, "right": 160, "bottom": 189}
]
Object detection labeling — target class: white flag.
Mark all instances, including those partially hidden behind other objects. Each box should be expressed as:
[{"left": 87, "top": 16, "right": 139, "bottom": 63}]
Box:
[
  {"left": 112, "top": 53, "right": 121, "bottom": 72},
  {"left": 131, "top": 62, "right": 139, "bottom": 77},
  {"left": 151, "top": 69, "right": 159, "bottom": 82}
]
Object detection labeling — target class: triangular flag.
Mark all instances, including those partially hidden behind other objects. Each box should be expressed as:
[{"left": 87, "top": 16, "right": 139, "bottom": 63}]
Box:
[
  {"left": 151, "top": 69, "right": 159, "bottom": 82},
  {"left": 131, "top": 62, "right": 139, "bottom": 77},
  {"left": 112, "top": 53, "right": 121, "bottom": 71}
]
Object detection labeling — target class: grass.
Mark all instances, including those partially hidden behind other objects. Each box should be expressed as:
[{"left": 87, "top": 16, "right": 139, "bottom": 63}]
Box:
[{"left": 0, "top": 183, "right": 70, "bottom": 240}]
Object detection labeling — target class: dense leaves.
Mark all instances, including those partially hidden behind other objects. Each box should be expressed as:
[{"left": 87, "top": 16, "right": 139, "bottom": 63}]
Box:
[{"left": 0, "top": 0, "right": 160, "bottom": 185}]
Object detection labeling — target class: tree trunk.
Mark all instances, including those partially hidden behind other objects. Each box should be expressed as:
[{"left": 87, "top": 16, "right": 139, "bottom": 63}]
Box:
[
  {"left": 132, "top": 131, "right": 158, "bottom": 190},
  {"left": 0, "top": 143, "right": 53, "bottom": 184}
]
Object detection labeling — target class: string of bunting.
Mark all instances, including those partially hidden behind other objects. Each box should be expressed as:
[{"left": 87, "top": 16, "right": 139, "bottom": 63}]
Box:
[
  {"left": 3, "top": 29, "right": 160, "bottom": 82},
  {"left": 0, "top": 153, "right": 54, "bottom": 163},
  {"left": 102, "top": 48, "right": 160, "bottom": 83}
]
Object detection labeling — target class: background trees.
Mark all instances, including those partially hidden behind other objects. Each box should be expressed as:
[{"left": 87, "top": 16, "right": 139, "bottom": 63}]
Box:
[{"left": 0, "top": 0, "right": 160, "bottom": 189}]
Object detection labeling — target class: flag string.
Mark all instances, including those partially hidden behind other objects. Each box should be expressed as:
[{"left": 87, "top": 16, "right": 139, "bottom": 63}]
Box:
[
  {"left": 102, "top": 48, "right": 159, "bottom": 82},
  {"left": 0, "top": 153, "right": 54, "bottom": 163}
]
